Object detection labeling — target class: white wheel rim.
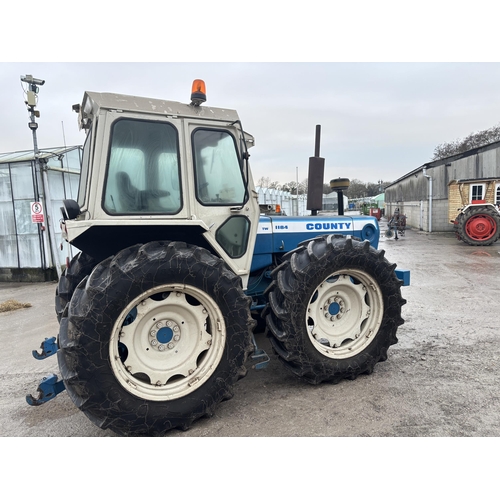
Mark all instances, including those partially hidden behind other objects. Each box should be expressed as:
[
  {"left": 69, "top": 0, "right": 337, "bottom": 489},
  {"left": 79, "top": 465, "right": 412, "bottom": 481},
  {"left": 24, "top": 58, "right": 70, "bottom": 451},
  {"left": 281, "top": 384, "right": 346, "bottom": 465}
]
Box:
[
  {"left": 109, "top": 284, "right": 225, "bottom": 401},
  {"left": 306, "top": 268, "right": 384, "bottom": 359}
]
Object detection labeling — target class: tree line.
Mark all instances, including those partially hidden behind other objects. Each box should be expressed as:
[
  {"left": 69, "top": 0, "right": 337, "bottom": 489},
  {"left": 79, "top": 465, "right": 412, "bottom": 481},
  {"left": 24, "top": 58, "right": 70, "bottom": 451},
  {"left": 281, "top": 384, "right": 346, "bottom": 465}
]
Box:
[
  {"left": 432, "top": 123, "right": 500, "bottom": 160},
  {"left": 257, "top": 176, "right": 390, "bottom": 199}
]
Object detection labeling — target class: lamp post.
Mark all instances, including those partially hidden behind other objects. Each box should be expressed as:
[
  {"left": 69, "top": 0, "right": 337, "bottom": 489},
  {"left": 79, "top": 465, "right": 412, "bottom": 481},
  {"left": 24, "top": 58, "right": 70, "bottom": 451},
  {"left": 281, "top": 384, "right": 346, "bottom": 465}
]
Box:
[{"left": 294, "top": 166, "right": 299, "bottom": 215}]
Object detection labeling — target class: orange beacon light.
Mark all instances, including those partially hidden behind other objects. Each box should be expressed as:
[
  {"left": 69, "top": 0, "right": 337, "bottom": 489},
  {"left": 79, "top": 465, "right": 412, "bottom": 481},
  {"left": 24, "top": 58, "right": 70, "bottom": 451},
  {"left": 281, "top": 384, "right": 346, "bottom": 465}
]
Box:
[{"left": 191, "top": 79, "right": 206, "bottom": 106}]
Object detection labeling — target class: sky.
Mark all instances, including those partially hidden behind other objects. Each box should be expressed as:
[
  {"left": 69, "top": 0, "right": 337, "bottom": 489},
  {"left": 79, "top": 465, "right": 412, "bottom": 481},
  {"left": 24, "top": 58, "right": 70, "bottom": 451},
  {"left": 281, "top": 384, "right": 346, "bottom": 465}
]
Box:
[{"left": 2, "top": 3, "right": 500, "bottom": 190}]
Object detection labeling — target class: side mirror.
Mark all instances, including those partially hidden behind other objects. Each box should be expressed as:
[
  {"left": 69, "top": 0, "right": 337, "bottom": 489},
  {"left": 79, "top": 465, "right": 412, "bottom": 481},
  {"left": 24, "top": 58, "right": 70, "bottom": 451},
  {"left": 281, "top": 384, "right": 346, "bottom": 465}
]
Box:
[{"left": 61, "top": 199, "right": 81, "bottom": 220}]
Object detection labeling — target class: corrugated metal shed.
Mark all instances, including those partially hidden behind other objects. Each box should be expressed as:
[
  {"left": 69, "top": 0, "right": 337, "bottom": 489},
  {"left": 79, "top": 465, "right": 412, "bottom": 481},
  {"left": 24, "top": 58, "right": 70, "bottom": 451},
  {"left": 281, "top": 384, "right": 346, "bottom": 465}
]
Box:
[{"left": 384, "top": 140, "right": 500, "bottom": 232}]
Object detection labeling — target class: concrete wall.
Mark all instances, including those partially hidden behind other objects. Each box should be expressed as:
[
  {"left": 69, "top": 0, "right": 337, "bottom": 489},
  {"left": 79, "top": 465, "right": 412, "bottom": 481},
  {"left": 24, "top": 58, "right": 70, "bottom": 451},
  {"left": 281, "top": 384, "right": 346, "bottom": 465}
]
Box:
[{"left": 385, "top": 198, "right": 451, "bottom": 233}]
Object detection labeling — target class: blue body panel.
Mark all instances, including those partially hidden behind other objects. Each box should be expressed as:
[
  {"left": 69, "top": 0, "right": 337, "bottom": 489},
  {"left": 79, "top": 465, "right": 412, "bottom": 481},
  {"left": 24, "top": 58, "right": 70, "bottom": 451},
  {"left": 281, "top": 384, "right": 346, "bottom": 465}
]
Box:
[{"left": 250, "top": 215, "right": 380, "bottom": 273}]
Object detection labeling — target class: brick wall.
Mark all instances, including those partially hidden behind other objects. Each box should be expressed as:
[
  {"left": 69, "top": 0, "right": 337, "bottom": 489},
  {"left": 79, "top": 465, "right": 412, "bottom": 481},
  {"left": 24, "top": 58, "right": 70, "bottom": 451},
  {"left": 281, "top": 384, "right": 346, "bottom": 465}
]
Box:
[{"left": 448, "top": 182, "right": 467, "bottom": 222}]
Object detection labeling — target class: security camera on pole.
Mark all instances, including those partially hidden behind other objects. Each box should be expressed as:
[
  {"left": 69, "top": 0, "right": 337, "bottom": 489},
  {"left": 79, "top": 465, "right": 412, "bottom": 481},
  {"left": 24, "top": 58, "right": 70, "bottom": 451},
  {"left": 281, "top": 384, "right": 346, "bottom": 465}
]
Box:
[
  {"left": 20, "top": 74, "right": 62, "bottom": 279},
  {"left": 21, "top": 75, "right": 44, "bottom": 198}
]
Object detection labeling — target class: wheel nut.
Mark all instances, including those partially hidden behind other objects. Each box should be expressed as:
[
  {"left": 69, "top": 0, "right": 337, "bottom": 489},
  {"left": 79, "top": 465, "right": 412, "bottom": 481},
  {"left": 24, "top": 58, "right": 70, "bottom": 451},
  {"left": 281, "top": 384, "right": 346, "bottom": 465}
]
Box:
[
  {"left": 158, "top": 344, "right": 165, "bottom": 351},
  {"left": 168, "top": 343, "right": 174, "bottom": 349},
  {"left": 151, "top": 339, "right": 158, "bottom": 346},
  {"left": 174, "top": 334, "right": 180, "bottom": 341}
]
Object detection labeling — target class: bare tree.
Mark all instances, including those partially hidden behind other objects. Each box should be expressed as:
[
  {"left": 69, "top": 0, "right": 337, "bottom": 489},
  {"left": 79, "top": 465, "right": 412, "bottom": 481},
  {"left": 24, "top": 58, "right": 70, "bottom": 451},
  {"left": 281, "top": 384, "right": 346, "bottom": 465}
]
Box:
[
  {"left": 432, "top": 123, "right": 500, "bottom": 160},
  {"left": 344, "top": 179, "right": 367, "bottom": 199},
  {"left": 281, "top": 180, "right": 307, "bottom": 195},
  {"left": 257, "top": 176, "right": 271, "bottom": 188}
]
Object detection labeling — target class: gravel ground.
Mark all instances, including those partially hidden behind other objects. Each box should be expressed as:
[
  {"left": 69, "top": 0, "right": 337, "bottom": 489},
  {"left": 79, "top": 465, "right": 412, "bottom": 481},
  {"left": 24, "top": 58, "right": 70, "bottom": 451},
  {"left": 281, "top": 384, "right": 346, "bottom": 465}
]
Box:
[{"left": 1, "top": 219, "right": 500, "bottom": 438}]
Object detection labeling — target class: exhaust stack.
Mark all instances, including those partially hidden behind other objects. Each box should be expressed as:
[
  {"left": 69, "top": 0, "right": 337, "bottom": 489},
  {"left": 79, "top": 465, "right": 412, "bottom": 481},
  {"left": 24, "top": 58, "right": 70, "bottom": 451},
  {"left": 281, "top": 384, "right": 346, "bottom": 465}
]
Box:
[{"left": 306, "top": 125, "right": 325, "bottom": 216}]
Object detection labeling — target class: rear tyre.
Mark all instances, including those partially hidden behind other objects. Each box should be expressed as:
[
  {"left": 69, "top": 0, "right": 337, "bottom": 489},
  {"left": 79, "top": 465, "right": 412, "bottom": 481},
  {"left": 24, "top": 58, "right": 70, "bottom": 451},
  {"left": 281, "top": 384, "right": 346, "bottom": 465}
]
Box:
[
  {"left": 57, "top": 241, "right": 254, "bottom": 436},
  {"left": 456, "top": 207, "right": 500, "bottom": 246},
  {"left": 55, "top": 252, "right": 97, "bottom": 323},
  {"left": 264, "top": 235, "right": 406, "bottom": 384}
]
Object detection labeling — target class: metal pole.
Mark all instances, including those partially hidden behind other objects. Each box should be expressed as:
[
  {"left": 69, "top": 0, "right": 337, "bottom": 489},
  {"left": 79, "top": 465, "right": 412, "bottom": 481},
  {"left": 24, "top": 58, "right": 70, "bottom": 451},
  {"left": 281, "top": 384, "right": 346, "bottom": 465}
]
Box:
[
  {"left": 423, "top": 167, "right": 433, "bottom": 233},
  {"left": 295, "top": 166, "right": 299, "bottom": 216},
  {"left": 40, "top": 159, "right": 62, "bottom": 279},
  {"left": 21, "top": 75, "right": 62, "bottom": 279}
]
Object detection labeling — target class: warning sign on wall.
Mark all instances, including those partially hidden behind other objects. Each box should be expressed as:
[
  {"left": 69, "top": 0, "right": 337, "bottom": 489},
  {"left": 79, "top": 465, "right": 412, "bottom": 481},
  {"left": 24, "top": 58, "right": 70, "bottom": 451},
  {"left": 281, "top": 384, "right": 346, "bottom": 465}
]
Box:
[{"left": 31, "top": 201, "right": 45, "bottom": 223}]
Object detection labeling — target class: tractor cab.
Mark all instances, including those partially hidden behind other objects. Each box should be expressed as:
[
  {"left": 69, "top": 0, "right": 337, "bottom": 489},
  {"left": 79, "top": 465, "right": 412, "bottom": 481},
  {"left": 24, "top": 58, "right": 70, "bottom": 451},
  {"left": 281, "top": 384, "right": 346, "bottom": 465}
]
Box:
[{"left": 61, "top": 82, "right": 260, "bottom": 283}]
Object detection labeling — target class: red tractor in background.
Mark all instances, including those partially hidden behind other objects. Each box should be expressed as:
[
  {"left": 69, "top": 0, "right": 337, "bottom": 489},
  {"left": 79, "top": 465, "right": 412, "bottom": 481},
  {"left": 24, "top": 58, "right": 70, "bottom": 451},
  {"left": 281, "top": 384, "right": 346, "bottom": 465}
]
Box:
[{"left": 449, "top": 178, "right": 500, "bottom": 246}]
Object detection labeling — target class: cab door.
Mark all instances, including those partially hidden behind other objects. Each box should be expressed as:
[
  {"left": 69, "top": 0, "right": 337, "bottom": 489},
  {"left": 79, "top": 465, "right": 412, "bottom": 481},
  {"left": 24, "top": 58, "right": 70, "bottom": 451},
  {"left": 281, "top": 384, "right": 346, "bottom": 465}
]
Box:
[{"left": 183, "top": 120, "right": 259, "bottom": 282}]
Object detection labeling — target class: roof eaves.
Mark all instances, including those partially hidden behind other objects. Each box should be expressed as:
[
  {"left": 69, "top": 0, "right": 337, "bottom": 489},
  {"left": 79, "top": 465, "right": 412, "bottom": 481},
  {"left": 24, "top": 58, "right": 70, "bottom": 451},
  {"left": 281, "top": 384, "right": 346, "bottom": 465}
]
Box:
[{"left": 386, "top": 138, "right": 500, "bottom": 188}]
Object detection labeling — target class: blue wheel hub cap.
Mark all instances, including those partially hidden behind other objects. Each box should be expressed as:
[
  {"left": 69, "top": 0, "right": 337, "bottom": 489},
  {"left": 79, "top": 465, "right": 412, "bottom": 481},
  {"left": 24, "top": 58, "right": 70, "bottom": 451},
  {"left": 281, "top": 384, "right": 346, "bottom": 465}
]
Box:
[
  {"left": 328, "top": 302, "right": 341, "bottom": 316},
  {"left": 157, "top": 327, "right": 174, "bottom": 344}
]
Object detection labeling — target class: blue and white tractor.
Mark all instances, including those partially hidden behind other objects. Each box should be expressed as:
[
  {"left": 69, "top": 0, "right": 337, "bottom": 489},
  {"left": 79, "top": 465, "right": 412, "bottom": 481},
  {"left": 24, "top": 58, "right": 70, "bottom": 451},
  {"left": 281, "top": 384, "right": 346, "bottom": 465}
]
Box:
[{"left": 28, "top": 80, "right": 409, "bottom": 436}]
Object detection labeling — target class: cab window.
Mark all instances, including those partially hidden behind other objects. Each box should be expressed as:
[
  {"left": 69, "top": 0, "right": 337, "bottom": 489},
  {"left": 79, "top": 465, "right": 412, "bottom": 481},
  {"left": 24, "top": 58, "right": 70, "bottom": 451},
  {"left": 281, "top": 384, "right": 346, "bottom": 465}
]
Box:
[
  {"left": 103, "top": 119, "right": 181, "bottom": 214},
  {"left": 77, "top": 128, "right": 92, "bottom": 206},
  {"left": 192, "top": 129, "right": 246, "bottom": 205}
]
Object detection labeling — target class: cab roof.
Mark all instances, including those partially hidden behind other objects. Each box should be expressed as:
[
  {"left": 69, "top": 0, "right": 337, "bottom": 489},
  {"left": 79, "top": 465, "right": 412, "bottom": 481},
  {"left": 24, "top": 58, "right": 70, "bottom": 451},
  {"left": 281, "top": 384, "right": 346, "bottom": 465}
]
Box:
[{"left": 77, "top": 91, "right": 241, "bottom": 129}]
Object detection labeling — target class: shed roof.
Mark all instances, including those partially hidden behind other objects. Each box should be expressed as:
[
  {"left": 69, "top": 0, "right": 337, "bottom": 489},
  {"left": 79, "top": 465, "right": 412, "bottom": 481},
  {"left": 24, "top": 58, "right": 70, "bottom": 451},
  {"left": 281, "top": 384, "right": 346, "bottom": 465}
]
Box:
[
  {"left": 0, "top": 146, "right": 81, "bottom": 165},
  {"left": 387, "top": 139, "right": 500, "bottom": 188}
]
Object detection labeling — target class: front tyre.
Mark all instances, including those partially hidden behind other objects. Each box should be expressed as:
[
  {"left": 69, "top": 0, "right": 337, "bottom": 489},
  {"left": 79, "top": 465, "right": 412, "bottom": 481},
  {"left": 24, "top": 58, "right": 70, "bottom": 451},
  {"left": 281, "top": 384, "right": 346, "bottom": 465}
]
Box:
[
  {"left": 264, "top": 235, "right": 406, "bottom": 384},
  {"left": 57, "top": 241, "right": 254, "bottom": 436}
]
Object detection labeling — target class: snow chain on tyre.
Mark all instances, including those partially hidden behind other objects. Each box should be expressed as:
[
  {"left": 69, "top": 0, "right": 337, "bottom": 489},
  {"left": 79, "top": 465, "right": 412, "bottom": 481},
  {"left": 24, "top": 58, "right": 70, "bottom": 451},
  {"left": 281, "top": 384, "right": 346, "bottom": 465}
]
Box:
[
  {"left": 57, "top": 241, "right": 255, "bottom": 436},
  {"left": 263, "top": 234, "right": 406, "bottom": 385}
]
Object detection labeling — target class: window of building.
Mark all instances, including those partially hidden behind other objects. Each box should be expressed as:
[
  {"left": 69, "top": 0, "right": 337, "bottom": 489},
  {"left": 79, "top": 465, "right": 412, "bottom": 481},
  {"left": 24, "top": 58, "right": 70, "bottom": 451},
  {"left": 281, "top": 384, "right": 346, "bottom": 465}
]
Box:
[{"left": 470, "top": 184, "right": 485, "bottom": 202}]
